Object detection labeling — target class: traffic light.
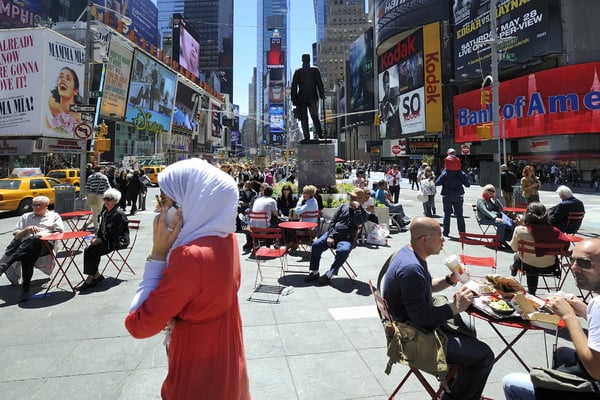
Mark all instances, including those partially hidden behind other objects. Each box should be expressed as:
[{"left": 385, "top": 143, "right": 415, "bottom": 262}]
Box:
[
  {"left": 476, "top": 124, "right": 492, "bottom": 139},
  {"left": 480, "top": 89, "right": 491, "bottom": 105},
  {"left": 94, "top": 138, "right": 111, "bottom": 152},
  {"left": 374, "top": 113, "right": 381, "bottom": 126}
]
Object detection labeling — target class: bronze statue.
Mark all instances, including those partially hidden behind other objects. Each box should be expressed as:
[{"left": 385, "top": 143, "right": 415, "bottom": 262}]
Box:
[{"left": 291, "top": 54, "right": 325, "bottom": 142}]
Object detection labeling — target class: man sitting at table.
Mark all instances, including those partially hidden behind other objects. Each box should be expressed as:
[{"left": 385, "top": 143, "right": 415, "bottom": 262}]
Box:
[
  {"left": 382, "top": 216, "right": 494, "bottom": 400},
  {"left": 305, "top": 188, "right": 367, "bottom": 286},
  {"left": 503, "top": 238, "right": 600, "bottom": 400},
  {"left": 549, "top": 185, "right": 585, "bottom": 234},
  {"left": 241, "top": 185, "right": 279, "bottom": 253},
  {"left": 0, "top": 196, "right": 64, "bottom": 301}
]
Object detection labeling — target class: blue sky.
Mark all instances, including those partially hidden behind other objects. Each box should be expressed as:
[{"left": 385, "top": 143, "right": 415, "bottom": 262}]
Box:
[{"left": 233, "top": 2, "right": 316, "bottom": 116}]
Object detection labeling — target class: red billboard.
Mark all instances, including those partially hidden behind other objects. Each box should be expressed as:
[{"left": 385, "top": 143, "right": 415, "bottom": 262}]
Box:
[{"left": 454, "top": 62, "right": 600, "bottom": 143}]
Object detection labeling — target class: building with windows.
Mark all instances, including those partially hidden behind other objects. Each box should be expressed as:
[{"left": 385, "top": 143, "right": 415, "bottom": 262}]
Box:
[{"left": 256, "top": 0, "right": 290, "bottom": 148}]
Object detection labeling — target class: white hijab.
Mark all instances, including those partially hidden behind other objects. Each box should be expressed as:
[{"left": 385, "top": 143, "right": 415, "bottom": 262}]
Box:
[{"left": 158, "top": 158, "right": 237, "bottom": 258}]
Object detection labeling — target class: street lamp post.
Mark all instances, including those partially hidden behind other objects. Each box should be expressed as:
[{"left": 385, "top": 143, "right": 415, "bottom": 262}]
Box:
[{"left": 73, "top": 1, "right": 132, "bottom": 200}]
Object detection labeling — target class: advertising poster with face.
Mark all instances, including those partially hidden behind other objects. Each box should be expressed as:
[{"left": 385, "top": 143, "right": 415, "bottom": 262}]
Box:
[
  {"left": 178, "top": 27, "right": 200, "bottom": 79},
  {"left": 43, "top": 30, "right": 86, "bottom": 139},
  {"left": 378, "top": 67, "right": 401, "bottom": 138},
  {"left": 100, "top": 40, "right": 133, "bottom": 119}
]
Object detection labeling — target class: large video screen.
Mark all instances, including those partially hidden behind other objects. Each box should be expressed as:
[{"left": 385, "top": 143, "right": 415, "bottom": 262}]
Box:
[
  {"left": 348, "top": 27, "right": 374, "bottom": 125},
  {"left": 125, "top": 50, "right": 177, "bottom": 132},
  {"left": 172, "top": 14, "right": 202, "bottom": 82}
]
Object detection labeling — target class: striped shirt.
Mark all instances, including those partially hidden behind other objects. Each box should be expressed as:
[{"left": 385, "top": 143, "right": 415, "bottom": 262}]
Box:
[{"left": 86, "top": 172, "right": 110, "bottom": 194}]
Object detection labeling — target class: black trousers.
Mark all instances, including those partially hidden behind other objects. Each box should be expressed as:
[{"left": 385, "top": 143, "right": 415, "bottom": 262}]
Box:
[
  {"left": 4, "top": 236, "right": 52, "bottom": 287},
  {"left": 83, "top": 242, "right": 111, "bottom": 276}
]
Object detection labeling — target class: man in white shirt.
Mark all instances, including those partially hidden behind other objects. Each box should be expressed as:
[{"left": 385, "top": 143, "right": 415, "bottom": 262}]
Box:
[
  {"left": 503, "top": 238, "right": 600, "bottom": 399},
  {"left": 242, "top": 185, "right": 279, "bottom": 252},
  {"left": 0, "top": 196, "right": 64, "bottom": 301},
  {"left": 385, "top": 164, "right": 402, "bottom": 203}
]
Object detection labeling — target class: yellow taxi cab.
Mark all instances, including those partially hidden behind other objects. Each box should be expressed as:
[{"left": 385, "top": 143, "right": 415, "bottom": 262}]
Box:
[
  {"left": 46, "top": 169, "right": 81, "bottom": 186},
  {"left": 0, "top": 176, "right": 65, "bottom": 214},
  {"left": 142, "top": 165, "right": 165, "bottom": 186}
]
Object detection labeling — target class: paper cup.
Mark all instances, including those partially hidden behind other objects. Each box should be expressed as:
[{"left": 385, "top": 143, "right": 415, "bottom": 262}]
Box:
[{"left": 444, "top": 255, "right": 469, "bottom": 283}]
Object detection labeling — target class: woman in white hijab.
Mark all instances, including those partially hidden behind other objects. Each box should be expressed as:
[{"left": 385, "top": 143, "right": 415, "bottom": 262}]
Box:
[{"left": 125, "top": 158, "right": 250, "bottom": 400}]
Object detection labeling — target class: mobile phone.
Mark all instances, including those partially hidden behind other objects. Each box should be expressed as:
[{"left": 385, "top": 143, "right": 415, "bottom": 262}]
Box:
[{"left": 165, "top": 203, "right": 179, "bottom": 227}]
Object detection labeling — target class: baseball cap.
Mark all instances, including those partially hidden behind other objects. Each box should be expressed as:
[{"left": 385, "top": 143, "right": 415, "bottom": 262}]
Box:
[{"left": 447, "top": 148, "right": 456, "bottom": 155}]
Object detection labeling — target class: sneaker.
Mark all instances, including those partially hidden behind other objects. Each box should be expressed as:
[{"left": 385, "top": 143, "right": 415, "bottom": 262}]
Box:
[
  {"left": 317, "top": 274, "right": 331, "bottom": 286},
  {"left": 304, "top": 272, "right": 320, "bottom": 282}
]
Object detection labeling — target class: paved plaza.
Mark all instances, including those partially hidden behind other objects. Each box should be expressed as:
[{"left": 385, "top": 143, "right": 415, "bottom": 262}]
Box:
[{"left": 0, "top": 174, "right": 598, "bottom": 400}]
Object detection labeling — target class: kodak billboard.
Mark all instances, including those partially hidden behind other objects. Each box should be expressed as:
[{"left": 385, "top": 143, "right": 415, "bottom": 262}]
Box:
[{"left": 377, "top": 21, "right": 442, "bottom": 138}]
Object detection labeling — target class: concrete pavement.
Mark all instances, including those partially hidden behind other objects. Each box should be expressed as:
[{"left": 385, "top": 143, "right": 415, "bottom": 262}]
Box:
[{"left": 0, "top": 178, "right": 597, "bottom": 400}]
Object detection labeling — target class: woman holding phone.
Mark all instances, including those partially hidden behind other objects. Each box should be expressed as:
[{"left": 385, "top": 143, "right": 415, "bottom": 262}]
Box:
[{"left": 125, "top": 158, "right": 250, "bottom": 400}]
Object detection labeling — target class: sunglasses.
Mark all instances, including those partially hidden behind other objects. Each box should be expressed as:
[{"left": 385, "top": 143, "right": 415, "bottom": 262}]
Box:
[
  {"left": 572, "top": 257, "right": 594, "bottom": 270},
  {"left": 103, "top": 197, "right": 115, "bottom": 201},
  {"left": 32, "top": 202, "right": 46, "bottom": 207},
  {"left": 487, "top": 189, "right": 495, "bottom": 193}
]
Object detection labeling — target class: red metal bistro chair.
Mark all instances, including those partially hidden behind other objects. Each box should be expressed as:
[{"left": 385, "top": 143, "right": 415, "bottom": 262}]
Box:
[{"left": 101, "top": 220, "right": 140, "bottom": 280}]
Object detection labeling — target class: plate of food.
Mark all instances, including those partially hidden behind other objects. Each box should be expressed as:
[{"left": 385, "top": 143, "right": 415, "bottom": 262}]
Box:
[{"left": 487, "top": 299, "right": 516, "bottom": 315}]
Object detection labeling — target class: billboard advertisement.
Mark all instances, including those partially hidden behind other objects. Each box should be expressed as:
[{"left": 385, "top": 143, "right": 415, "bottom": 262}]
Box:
[
  {"left": 0, "top": 28, "right": 85, "bottom": 138},
  {"left": 375, "top": 0, "right": 449, "bottom": 47},
  {"left": 453, "top": 0, "right": 562, "bottom": 79},
  {"left": 172, "top": 80, "right": 200, "bottom": 135},
  {"left": 377, "top": 22, "right": 442, "bottom": 137},
  {"left": 269, "top": 105, "right": 284, "bottom": 132},
  {"left": 91, "top": 0, "right": 159, "bottom": 49},
  {"left": 210, "top": 100, "right": 221, "bottom": 139},
  {"left": 172, "top": 14, "right": 201, "bottom": 81},
  {"left": 454, "top": 62, "right": 600, "bottom": 142},
  {"left": 348, "top": 27, "right": 374, "bottom": 125},
  {"left": 0, "top": 1, "right": 43, "bottom": 29},
  {"left": 100, "top": 39, "right": 133, "bottom": 119},
  {"left": 267, "top": 35, "right": 284, "bottom": 68},
  {"left": 125, "top": 49, "right": 177, "bottom": 134}
]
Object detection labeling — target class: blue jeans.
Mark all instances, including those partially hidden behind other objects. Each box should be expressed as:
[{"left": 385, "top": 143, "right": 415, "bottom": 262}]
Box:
[
  {"left": 423, "top": 194, "right": 435, "bottom": 217},
  {"left": 479, "top": 212, "right": 514, "bottom": 242},
  {"left": 309, "top": 232, "right": 352, "bottom": 275},
  {"left": 443, "top": 329, "right": 495, "bottom": 400},
  {"left": 442, "top": 196, "right": 465, "bottom": 236}
]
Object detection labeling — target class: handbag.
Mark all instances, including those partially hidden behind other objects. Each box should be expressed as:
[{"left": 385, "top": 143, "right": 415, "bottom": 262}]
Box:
[
  {"left": 531, "top": 367, "right": 600, "bottom": 393},
  {"left": 416, "top": 190, "right": 428, "bottom": 203},
  {"left": 384, "top": 320, "right": 448, "bottom": 377},
  {"left": 366, "top": 224, "right": 388, "bottom": 246}
]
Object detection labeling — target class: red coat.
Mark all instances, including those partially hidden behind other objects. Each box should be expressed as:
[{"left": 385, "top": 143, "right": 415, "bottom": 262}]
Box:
[{"left": 125, "top": 234, "right": 250, "bottom": 400}]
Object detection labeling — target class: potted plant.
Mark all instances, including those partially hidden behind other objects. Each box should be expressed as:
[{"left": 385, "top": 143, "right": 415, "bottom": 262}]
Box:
[{"left": 335, "top": 164, "right": 345, "bottom": 179}]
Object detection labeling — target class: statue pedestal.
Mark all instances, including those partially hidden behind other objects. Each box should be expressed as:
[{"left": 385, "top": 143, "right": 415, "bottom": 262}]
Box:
[{"left": 296, "top": 142, "right": 336, "bottom": 191}]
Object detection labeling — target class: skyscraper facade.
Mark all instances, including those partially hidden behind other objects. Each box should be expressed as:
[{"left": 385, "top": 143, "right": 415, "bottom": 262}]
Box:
[
  {"left": 256, "top": 0, "right": 290, "bottom": 146},
  {"left": 157, "top": 0, "right": 234, "bottom": 101}
]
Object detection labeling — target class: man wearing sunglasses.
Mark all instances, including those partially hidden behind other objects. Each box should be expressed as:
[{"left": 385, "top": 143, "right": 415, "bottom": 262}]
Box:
[
  {"left": 0, "top": 196, "right": 64, "bottom": 301},
  {"left": 503, "top": 238, "right": 600, "bottom": 399}
]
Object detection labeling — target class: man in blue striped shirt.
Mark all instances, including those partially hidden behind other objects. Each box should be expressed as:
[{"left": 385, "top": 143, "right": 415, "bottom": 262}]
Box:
[{"left": 84, "top": 166, "right": 110, "bottom": 231}]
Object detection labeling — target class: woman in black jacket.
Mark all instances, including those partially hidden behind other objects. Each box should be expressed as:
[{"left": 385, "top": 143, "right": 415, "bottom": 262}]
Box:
[
  {"left": 276, "top": 184, "right": 298, "bottom": 218},
  {"left": 77, "top": 188, "right": 130, "bottom": 291}
]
